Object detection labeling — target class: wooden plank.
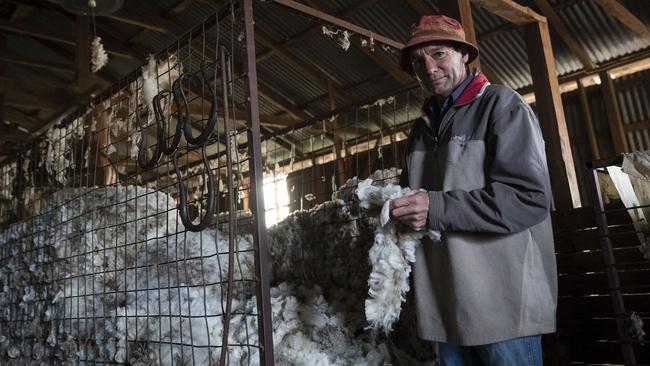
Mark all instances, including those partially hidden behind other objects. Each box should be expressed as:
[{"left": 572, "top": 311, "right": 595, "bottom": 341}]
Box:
[
  {"left": 0, "top": 18, "right": 137, "bottom": 60},
  {"left": 471, "top": 0, "right": 546, "bottom": 25},
  {"left": 328, "top": 78, "right": 346, "bottom": 188},
  {"left": 578, "top": 80, "right": 601, "bottom": 159},
  {"left": 271, "top": 0, "right": 404, "bottom": 50},
  {"left": 624, "top": 119, "right": 650, "bottom": 132},
  {"left": 439, "top": 0, "right": 481, "bottom": 73},
  {"left": 532, "top": 0, "right": 595, "bottom": 69},
  {"left": 254, "top": 30, "right": 351, "bottom": 101},
  {"left": 301, "top": 0, "right": 413, "bottom": 86},
  {"left": 559, "top": 268, "right": 650, "bottom": 296},
  {"left": 525, "top": 20, "right": 581, "bottom": 210},
  {"left": 600, "top": 71, "right": 629, "bottom": 154},
  {"left": 0, "top": 52, "right": 74, "bottom": 74},
  {"left": 75, "top": 15, "right": 91, "bottom": 91},
  {"left": 557, "top": 246, "right": 649, "bottom": 273},
  {"left": 595, "top": 0, "right": 650, "bottom": 43},
  {"left": 558, "top": 293, "right": 650, "bottom": 317}
]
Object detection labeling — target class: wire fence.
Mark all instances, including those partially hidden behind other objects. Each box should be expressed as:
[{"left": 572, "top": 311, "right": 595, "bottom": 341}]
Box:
[
  {"left": 0, "top": 1, "right": 444, "bottom": 365},
  {"left": 0, "top": 2, "right": 272, "bottom": 364}
]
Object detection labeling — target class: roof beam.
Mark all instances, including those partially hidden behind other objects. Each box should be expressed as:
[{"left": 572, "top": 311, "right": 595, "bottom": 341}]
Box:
[
  {"left": 0, "top": 18, "right": 137, "bottom": 60},
  {"left": 0, "top": 52, "right": 74, "bottom": 74},
  {"left": 594, "top": 0, "right": 650, "bottom": 43},
  {"left": 532, "top": 0, "right": 595, "bottom": 69},
  {"left": 258, "top": 0, "right": 382, "bottom": 63},
  {"left": 271, "top": 0, "right": 403, "bottom": 50},
  {"left": 3, "top": 90, "right": 70, "bottom": 111},
  {"left": 600, "top": 70, "right": 629, "bottom": 154},
  {"left": 471, "top": 0, "right": 546, "bottom": 25},
  {"left": 254, "top": 29, "right": 351, "bottom": 101},
  {"left": 104, "top": 12, "right": 169, "bottom": 34},
  {"left": 75, "top": 15, "right": 91, "bottom": 90},
  {"left": 301, "top": 0, "right": 413, "bottom": 86}
]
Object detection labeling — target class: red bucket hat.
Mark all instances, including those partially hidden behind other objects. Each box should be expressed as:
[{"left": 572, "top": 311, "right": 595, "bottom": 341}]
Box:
[{"left": 400, "top": 15, "right": 479, "bottom": 74}]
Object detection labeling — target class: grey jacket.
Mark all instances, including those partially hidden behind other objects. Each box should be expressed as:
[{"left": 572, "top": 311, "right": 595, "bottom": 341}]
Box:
[{"left": 400, "top": 74, "right": 557, "bottom": 345}]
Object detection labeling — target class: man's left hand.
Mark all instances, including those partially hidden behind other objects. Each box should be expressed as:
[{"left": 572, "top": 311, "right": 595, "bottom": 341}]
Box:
[{"left": 390, "top": 191, "right": 429, "bottom": 231}]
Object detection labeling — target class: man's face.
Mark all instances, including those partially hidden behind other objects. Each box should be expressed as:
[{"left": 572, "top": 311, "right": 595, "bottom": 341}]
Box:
[{"left": 410, "top": 43, "right": 469, "bottom": 99}]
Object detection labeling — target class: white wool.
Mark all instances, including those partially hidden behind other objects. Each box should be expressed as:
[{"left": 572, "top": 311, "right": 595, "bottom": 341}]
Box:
[
  {"left": 141, "top": 54, "right": 158, "bottom": 109},
  {"left": 91, "top": 36, "right": 108, "bottom": 73},
  {"left": 0, "top": 185, "right": 399, "bottom": 365},
  {"left": 356, "top": 178, "right": 440, "bottom": 334}
]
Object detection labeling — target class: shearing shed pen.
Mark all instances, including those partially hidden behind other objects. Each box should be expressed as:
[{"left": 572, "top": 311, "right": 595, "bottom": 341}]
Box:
[{"left": 0, "top": 0, "right": 650, "bottom": 365}]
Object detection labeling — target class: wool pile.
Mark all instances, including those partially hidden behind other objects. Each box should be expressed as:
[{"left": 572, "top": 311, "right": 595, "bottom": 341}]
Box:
[{"left": 0, "top": 178, "right": 434, "bottom": 365}]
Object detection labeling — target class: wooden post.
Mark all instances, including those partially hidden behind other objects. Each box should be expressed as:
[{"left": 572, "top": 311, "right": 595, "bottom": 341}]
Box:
[
  {"left": 600, "top": 71, "right": 629, "bottom": 154},
  {"left": 578, "top": 80, "right": 601, "bottom": 160},
  {"left": 75, "top": 15, "right": 91, "bottom": 91},
  {"left": 439, "top": 0, "right": 480, "bottom": 74},
  {"left": 525, "top": 21, "right": 581, "bottom": 210},
  {"left": 328, "top": 78, "right": 346, "bottom": 188}
]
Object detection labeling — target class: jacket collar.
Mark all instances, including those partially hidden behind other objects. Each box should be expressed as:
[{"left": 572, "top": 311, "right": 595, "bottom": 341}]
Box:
[
  {"left": 452, "top": 73, "right": 490, "bottom": 106},
  {"left": 420, "top": 73, "right": 490, "bottom": 118}
]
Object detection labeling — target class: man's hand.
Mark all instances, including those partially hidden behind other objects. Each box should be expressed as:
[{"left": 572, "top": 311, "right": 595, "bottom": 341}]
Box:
[{"left": 390, "top": 191, "right": 429, "bottom": 231}]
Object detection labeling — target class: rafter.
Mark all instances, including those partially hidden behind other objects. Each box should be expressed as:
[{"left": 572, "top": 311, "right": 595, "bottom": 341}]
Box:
[
  {"left": 0, "top": 18, "right": 137, "bottom": 60},
  {"left": 3, "top": 90, "right": 70, "bottom": 111},
  {"left": 302, "top": 0, "right": 413, "bottom": 86},
  {"left": 471, "top": 0, "right": 546, "bottom": 25},
  {"left": 257, "top": 0, "right": 382, "bottom": 63},
  {"left": 255, "top": 29, "right": 351, "bottom": 102},
  {"left": 594, "top": 0, "right": 650, "bottom": 43},
  {"left": 532, "top": 0, "right": 595, "bottom": 69},
  {"left": 75, "top": 15, "right": 91, "bottom": 90},
  {"left": 0, "top": 52, "right": 74, "bottom": 74}
]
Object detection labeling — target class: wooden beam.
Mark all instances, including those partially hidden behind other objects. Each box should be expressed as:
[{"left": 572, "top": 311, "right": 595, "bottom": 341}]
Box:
[
  {"left": 594, "top": 0, "right": 650, "bottom": 43},
  {"left": 255, "top": 30, "right": 351, "bottom": 101},
  {"left": 405, "top": 0, "right": 438, "bottom": 16},
  {"left": 302, "top": 0, "right": 413, "bottom": 86},
  {"left": 258, "top": 0, "right": 382, "bottom": 64},
  {"left": 75, "top": 15, "right": 91, "bottom": 90},
  {"left": 623, "top": 119, "right": 650, "bottom": 132},
  {"left": 600, "top": 70, "right": 629, "bottom": 154},
  {"left": 3, "top": 91, "right": 69, "bottom": 111},
  {"left": 328, "top": 78, "right": 346, "bottom": 187},
  {"left": 256, "top": 82, "right": 311, "bottom": 121},
  {"left": 525, "top": 20, "right": 581, "bottom": 209},
  {"left": 104, "top": 12, "right": 170, "bottom": 34},
  {"left": 0, "top": 19, "right": 137, "bottom": 60},
  {"left": 4, "top": 108, "right": 42, "bottom": 131},
  {"left": 271, "top": 0, "right": 404, "bottom": 50},
  {"left": 577, "top": 80, "right": 600, "bottom": 160},
  {"left": 471, "top": 0, "right": 546, "bottom": 25},
  {"left": 0, "top": 53, "right": 74, "bottom": 74},
  {"left": 439, "top": 0, "right": 480, "bottom": 73},
  {"left": 532, "top": 0, "right": 595, "bottom": 69}
]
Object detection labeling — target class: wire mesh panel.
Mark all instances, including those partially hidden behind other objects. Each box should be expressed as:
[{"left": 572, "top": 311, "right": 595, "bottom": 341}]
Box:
[
  {"left": 258, "top": 85, "right": 438, "bottom": 363},
  {"left": 0, "top": 1, "right": 272, "bottom": 364}
]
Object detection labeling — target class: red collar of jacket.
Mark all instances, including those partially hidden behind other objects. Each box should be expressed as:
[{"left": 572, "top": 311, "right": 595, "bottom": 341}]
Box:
[
  {"left": 420, "top": 73, "right": 490, "bottom": 117},
  {"left": 453, "top": 73, "right": 490, "bottom": 106}
]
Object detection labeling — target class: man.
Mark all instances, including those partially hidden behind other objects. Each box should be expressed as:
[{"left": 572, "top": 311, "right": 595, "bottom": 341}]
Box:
[{"left": 391, "top": 15, "right": 557, "bottom": 365}]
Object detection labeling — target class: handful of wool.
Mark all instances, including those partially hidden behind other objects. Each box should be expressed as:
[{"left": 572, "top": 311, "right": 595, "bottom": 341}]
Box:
[{"left": 355, "top": 179, "right": 440, "bottom": 334}]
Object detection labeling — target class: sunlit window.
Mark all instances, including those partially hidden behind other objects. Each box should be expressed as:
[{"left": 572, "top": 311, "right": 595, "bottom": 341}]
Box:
[{"left": 263, "top": 173, "right": 290, "bottom": 227}]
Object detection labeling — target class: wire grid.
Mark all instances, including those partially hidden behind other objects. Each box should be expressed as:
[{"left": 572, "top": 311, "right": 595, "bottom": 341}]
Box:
[
  {"left": 261, "top": 87, "right": 424, "bottom": 302},
  {"left": 0, "top": 2, "right": 268, "bottom": 365}
]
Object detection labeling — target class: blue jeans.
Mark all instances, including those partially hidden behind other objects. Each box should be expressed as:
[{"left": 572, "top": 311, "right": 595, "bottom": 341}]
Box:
[{"left": 439, "top": 335, "right": 542, "bottom": 366}]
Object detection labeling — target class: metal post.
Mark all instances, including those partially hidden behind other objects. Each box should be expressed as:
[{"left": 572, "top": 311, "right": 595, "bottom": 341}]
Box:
[
  {"left": 589, "top": 167, "right": 636, "bottom": 365},
  {"left": 242, "top": 0, "right": 275, "bottom": 364}
]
